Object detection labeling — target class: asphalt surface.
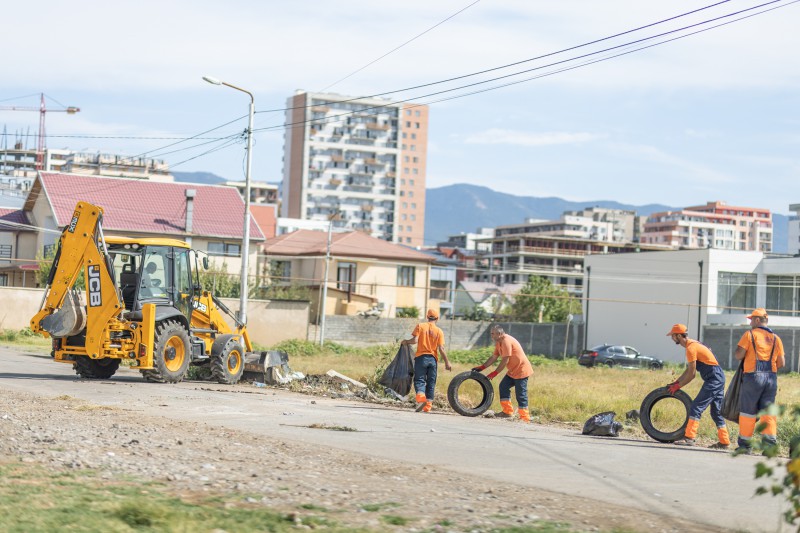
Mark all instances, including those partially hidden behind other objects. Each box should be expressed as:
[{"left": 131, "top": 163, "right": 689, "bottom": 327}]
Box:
[{"left": 0, "top": 345, "right": 790, "bottom": 532}]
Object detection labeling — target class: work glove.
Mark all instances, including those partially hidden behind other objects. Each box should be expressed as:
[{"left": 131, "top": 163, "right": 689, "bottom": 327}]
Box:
[
  {"left": 667, "top": 381, "right": 681, "bottom": 395},
  {"left": 487, "top": 370, "right": 499, "bottom": 380},
  {"left": 472, "top": 365, "right": 486, "bottom": 372}
]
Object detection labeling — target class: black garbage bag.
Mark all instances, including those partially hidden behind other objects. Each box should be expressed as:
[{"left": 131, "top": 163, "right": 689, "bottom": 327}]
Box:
[
  {"left": 378, "top": 344, "right": 414, "bottom": 397},
  {"left": 582, "top": 411, "right": 623, "bottom": 437}
]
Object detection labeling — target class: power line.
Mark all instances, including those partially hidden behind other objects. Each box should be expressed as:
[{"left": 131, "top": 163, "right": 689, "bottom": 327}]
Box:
[
  {"left": 318, "top": 0, "right": 481, "bottom": 92},
  {"left": 258, "top": 0, "right": 736, "bottom": 115},
  {"left": 253, "top": 0, "right": 794, "bottom": 136}
]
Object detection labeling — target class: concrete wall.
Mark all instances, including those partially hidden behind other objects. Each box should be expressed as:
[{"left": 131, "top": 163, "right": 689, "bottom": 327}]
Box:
[
  {"left": 311, "top": 315, "right": 585, "bottom": 355},
  {"left": 0, "top": 287, "right": 309, "bottom": 348},
  {"left": 702, "top": 326, "right": 800, "bottom": 373}
]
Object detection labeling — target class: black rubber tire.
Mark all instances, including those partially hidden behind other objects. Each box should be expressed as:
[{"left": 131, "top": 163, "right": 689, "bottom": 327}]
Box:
[
  {"left": 447, "top": 371, "right": 494, "bottom": 417},
  {"left": 141, "top": 320, "right": 191, "bottom": 383},
  {"left": 211, "top": 337, "right": 245, "bottom": 385},
  {"left": 73, "top": 356, "right": 120, "bottom": 379},
  {"left": 604, "top": 360, "right": 614, "bottom": 368},
  {"left": 649, "top": 362, "right": 663, "bottom": 370},
  {"left": 639, "top": 387, "right": 692, "bottom": 443}
]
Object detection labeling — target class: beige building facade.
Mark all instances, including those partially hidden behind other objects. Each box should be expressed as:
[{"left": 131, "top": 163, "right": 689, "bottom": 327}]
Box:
[{"left": 281, "top": 92, "right": 428, "bottom": 246}]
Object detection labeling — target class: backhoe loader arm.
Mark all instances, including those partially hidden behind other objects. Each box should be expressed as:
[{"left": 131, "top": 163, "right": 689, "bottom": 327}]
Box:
[{"left": 30, "top": 202, "right": 123, "bottom": 358}]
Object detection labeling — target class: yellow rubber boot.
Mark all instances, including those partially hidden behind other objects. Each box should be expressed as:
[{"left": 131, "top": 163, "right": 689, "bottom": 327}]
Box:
[
  {"left": 496, "top": 400, "right": 514, "bottom": 419},
  {"left": 674, "top": 418, "right": 699, "bottom": 446},
  {"left": 518, "top": 408, "right": 530, "bottom": 423},
  {"left": 422, "top": 401, "right": 432, "bottom": 413}
]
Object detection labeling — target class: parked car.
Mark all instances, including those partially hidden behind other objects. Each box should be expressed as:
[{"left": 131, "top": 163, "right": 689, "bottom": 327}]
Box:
[{"left": 578, "top": 344, "right": 664, "bottom": 369}]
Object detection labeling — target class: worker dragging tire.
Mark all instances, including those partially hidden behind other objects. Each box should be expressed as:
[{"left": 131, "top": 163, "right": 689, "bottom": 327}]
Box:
[
  {"left": 472, "top": 325, "right": 533, "bottom": 423},
  {"left": 665, "top": 324, "right": 729, "bottom": 448}
]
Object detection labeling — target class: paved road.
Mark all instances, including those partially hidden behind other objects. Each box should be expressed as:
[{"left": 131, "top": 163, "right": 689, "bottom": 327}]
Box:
[{"left": 0, "top": 346, "right": 790, "bottom": 532}]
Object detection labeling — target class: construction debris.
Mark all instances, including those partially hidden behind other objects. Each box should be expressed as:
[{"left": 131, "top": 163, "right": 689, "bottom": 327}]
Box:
[{"left": 325, "top": 369, "right": 366, "bottom": 389}]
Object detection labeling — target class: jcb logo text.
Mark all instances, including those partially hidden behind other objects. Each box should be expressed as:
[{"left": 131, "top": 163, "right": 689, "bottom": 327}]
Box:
[{"left": 88, "top": 265, "right": 102, "bottom": 307}]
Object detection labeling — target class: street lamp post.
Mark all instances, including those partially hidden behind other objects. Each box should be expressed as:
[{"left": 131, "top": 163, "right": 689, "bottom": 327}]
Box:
[{"left": 203, "top": 76, "right": 254, "bottom": 325}]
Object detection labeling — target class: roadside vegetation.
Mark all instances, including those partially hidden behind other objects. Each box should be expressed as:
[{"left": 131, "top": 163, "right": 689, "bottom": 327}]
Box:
[
  {"left": 4, "top": 329, "right": 798, "bottom": 453},
  {"left": 274, "top": 339, "right": 800, "bottom": 454}
]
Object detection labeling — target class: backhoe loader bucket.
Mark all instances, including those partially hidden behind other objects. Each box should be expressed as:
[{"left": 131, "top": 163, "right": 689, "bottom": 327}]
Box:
[{"left": 41, "top": 290, "right": 86, "bottom": 338}]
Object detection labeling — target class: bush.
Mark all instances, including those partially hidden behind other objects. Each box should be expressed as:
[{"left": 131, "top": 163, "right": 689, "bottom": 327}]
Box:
[{"left": 396, "top": 307, "right": 419, "bottom": 319}]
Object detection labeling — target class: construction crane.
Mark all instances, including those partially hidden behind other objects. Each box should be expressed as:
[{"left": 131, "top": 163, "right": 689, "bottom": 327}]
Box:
[{"left": 0, "top": 93, "right": 80, "bottom": 170}]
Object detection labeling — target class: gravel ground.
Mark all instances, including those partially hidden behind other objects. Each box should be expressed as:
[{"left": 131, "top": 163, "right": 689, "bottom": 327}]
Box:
[{"left": 0, "top": 384, "right": 729, "bottom": 533}]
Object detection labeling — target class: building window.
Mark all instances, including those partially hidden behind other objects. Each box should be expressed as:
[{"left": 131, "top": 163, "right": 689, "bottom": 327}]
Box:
[
  {"left": 415, "top": 122, "right": 420, "bottom": 128},
  {"left": 415, "top": 110, "right": 420, "bottom": 117},
  {"left": 404, "top": 168, "right": 409, "bottom": 174},
  {"left": 208, "top": 242, "right": 241, "bottom": 257},
  {"left": 0, "top": 274, "right": 7, "bottom": 287},
  {"left": 411, "top": 133, "right": 417, "bottom": 140},
  {"left": 405, "top": 121, "right": 411, "bottom": 127},
  {"left": 766, "top": 275, "right": 798, "bottom": 316},
  {"left": 406, "top": 110, "right": 411, "bottom": 116},
  {"left": 397, "top": 265, "right": 415, "bottom": 287},
  {"left": 400, "top": 178, "right": 406, "bottom": 185},
  {"left": 406, "top": 225, "right": 412, "bottom": 232},
  {"left": 409, "top": 179, "right": 414, "bottom": 186},
  {"left": 402, "top": 133, "right": 407, "bottom": 139},
  {"left": 430, "top": 280, "right": 450, "bottom": 300},
  {"left": 402, "top": 202, "right": 408, "bottom": 208},
  {"left": 412, "top": 168, "right": 418, "bottom": 175},
  {"left": 406, "top": 237, "right": 412, "bottom": 243},
  {"left": 337, "top": 262, "right": 356, "bottom": 292},
  {"left": 411, "top": 203, "right": 417, "bottom": 209},
  {"left": 404, "top": 155, "right": 409, "bottom": 162},
  {"left": 0, "top": 244, "right": 11, "bottom": 259},
  {"left": 413, "top": 157, "right": 418, "bottom": 163},
  {"left": 408, "top": 191, "right": 414, "bottom": 197},
  {"left": 410, "top": 145, "right": 416, "bottom": 151},
  {"left": 401, "top": 214, "right": 407, "bottom": 221},
  {"left": 717, "top": 272, "right": 756, "bottom": 314},
  {"left": 270, "top": 260, "right": 291, "bottom": 281},
  {"left": 410, "top": 214, "right": 416, "bottom": 221}
]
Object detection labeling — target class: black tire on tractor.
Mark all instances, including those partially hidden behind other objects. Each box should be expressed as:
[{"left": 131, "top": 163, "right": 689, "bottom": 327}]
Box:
[
  {"left": 141, "top": 320, "right": 191, "bottom": 383},
  {"left": 73, "top": 356, "right": 120, "bottom": 379},
  {"left": 639, "top": 387, "right": 692, "bottom": 443},
  {"left": 211, "top": 336, "right": 245, "bottom": 385},
  {"left": 447, "top": 371, "right": 495, "bottom": 417}
]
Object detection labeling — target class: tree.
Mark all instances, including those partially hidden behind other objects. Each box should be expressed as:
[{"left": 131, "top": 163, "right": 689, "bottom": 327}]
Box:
[{"left": 509, "top": 276, "right": 582, "bottom": 323}]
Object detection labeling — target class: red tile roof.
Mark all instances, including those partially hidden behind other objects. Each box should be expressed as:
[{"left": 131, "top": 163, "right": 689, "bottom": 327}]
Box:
[
  {"left": 250, "top": 204, "right": 277, "bottom": 240},
  {"left": 32, "top": 172, "right": 263, "bottom": 240},
  {"left": 0, "top": 208, "right": 30, "bottom": 230},
  {"left": 264, "top": 230, "right": 435, "bottom": 262}
]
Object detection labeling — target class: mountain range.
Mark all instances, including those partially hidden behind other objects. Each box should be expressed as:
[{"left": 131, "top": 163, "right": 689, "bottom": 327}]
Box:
[{"left": 171, "top": 173, "right": 788, "bottom": 254}]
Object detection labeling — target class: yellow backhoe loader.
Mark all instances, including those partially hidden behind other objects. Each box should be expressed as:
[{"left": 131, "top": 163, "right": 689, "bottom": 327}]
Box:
[{"left": 30, "top": 200, "right": 261, "bottom": 384}]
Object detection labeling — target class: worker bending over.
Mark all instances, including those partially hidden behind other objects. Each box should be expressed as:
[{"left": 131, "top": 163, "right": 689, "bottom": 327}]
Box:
[
  {"left": 666, "top": 324, "right": 729, "bottom": 449},
  {"left": 401, "top": 308, "right": 451, "bottom": 413},
  {"left": 472, "top": 325, "right": 534, "bottom": 423}
]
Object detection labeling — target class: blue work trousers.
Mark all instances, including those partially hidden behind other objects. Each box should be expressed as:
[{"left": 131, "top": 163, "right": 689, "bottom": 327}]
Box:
[
  {"left": 689, "top": 365, "right": 726, "bottom": 427},
  {"left": 740, "top": 360, "right": 778, "bottom": 418},
  {"left": 499, "top": 375, "right": 529, "bottom": 408},
  {"left": 413, "top": 354, "right": 438, "bottom": 401}
]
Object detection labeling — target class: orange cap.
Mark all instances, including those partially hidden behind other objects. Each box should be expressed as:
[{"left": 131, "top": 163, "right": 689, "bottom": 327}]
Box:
[
  {"left": 426, "top": 308, "right": 439, "bottom": 320},
  {"left": 747, "top": 308, "right": 768, "bottom": 319},
  {"left": 666, "top": 324, "right": 687, "bottom": 336}
]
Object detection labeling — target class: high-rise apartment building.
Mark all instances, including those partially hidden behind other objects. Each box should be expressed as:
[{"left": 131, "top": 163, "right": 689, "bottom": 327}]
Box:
[
  {"left": 281, "top": 91, "right": 428, "bottom": 246},
  {"left": 641, "top": 201, "right": 772, "bottom": 252}
]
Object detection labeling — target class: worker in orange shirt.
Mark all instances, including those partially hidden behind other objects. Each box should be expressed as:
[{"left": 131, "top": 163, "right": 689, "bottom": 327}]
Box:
[
  {"left": 472, "top": 325, "right": 534, "bottom": 423},
  {"left": 665, "top": 324, "right": 729, "bottom": 448},
  {"left": 735, "top": 308, "right": 785, "bottom": 454},
  {"left": 401, "top": 308, "right": 451, "bottom": 413}
]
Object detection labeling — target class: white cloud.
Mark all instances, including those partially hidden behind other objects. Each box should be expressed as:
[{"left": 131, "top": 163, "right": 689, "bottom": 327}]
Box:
[{"left": 464, "top": 128, "right": 604, "bottom": 147}]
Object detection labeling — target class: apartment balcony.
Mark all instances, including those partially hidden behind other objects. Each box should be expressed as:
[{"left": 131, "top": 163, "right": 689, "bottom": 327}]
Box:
[
  {"left": 329, "top": 178, "right": 342, "bottom": 186},
  {"left": 493, "top": 245, "right": 588, "bottom": 258},
  {"left": 365, "top": 123, "right": 390, "bottom": 131},
  {"left": 311, "top": 105, "right": 330, "bottom": 113}
]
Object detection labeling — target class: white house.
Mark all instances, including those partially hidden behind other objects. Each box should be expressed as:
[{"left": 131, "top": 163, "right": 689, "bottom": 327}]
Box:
[{"left": 583, "top": 248, "right": 800, "bottom": 363}]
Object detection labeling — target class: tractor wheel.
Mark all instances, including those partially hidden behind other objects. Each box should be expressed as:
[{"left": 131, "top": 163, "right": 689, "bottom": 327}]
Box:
[
  {"left": 141, "top": 320, "right": 191, "bottom": 383},
  {"left": 447, "top": 371, "right": 494, "bottom": 417},
  {"left": 211, "top": 337, "right": 245, "bottom": 385},
  {"left": 74, "top": 356, "right": 120, "bottom": 379},
  {"left": 639, "top": 387, "right": 692, "bottom": 443}
]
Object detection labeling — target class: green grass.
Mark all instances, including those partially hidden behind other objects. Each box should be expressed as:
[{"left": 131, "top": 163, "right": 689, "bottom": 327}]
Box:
[
  {"left": 0, "top": 328, "right": 50, "bottom": 349},
  {"left": 277, "top": 340, "right": 800, "bottom": 454},
  {"left": 0, "top": 461, "right": 362, "bottom": 533}
]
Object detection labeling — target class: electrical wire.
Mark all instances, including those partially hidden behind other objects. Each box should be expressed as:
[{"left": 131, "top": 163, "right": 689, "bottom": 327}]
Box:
[
  {"left": 258, "top": 0, "right": 736, "bottom": 115},
  {"left": 254, "top": 0, "right": 794, "bottom": 135},
  {"left": 318, "top": 0, "right": 481, "bottom": 92}
]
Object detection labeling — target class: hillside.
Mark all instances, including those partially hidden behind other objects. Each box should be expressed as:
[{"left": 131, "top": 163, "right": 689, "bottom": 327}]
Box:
[
  {"left": 172, "top": 171, "right": 227, "bottom": 185},
  {"left": 424, "top": 183, "right": 788, "bottom": 253}
]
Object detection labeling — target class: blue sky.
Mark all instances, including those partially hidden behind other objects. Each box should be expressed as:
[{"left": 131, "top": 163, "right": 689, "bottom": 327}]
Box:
[{"left": 2, "top": 1, "right": 798, "bottom": 214}]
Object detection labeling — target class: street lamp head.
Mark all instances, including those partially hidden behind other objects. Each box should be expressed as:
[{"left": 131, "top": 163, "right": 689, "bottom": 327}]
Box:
[{"left": 202, "top": 76, "right": 222, "bottom": 85}]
